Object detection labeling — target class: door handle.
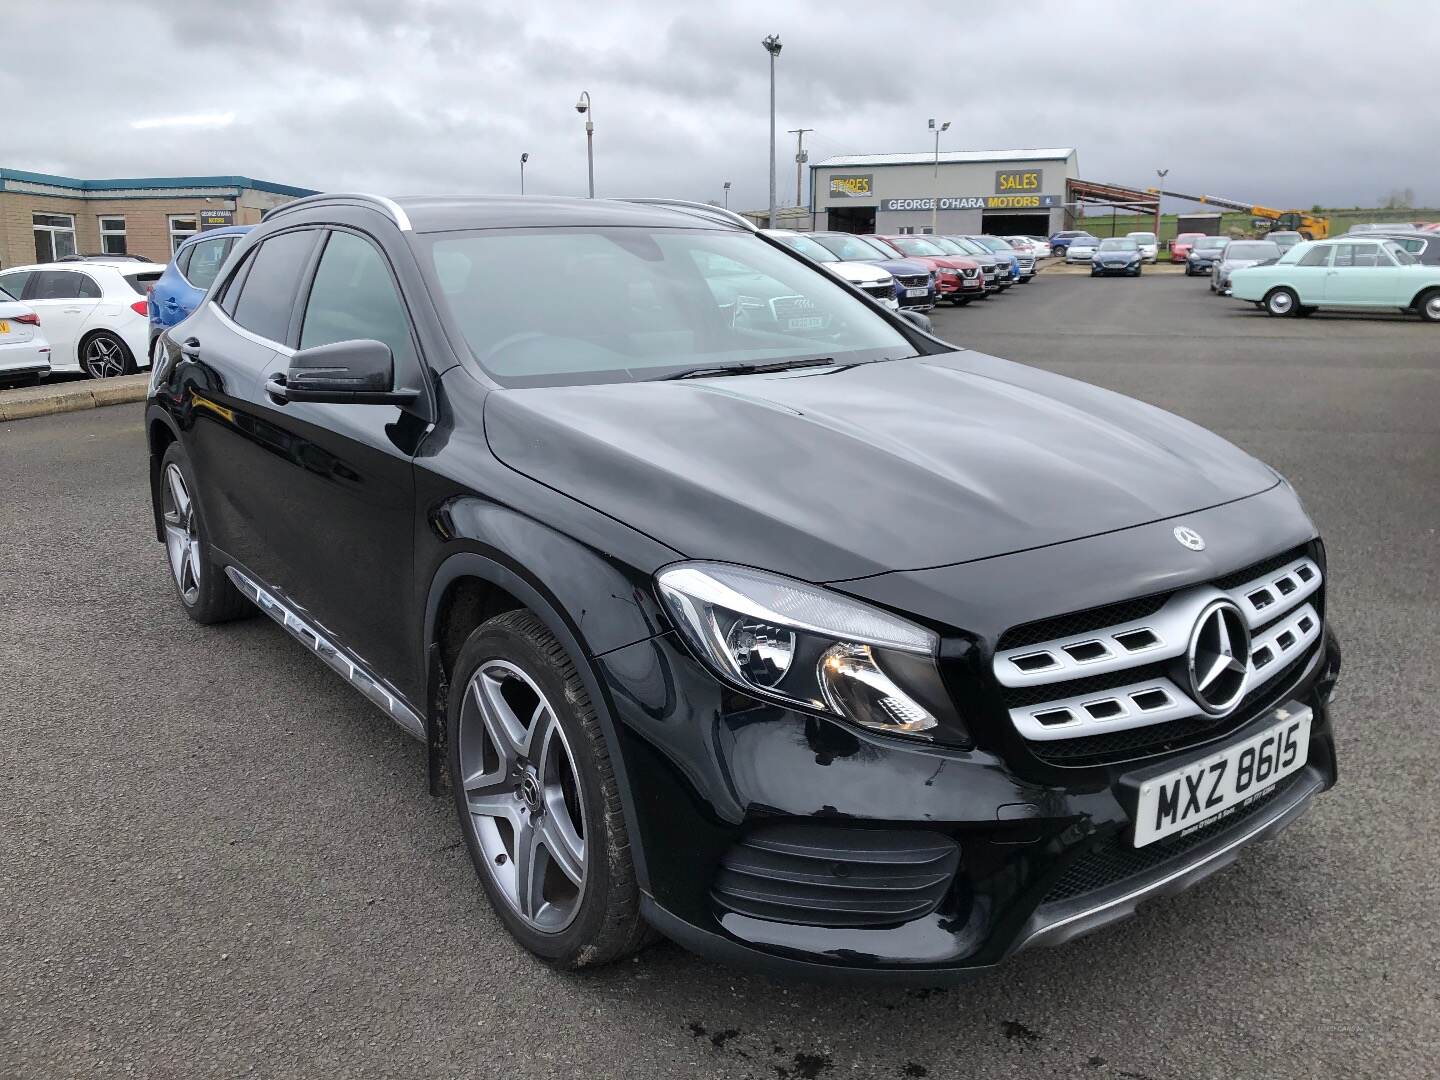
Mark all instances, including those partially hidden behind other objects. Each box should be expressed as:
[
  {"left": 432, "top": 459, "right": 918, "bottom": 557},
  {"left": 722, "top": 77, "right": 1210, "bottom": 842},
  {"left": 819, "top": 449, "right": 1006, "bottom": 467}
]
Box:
[{"left": 63, "top": 307, "right": 82, "bottom": 314}]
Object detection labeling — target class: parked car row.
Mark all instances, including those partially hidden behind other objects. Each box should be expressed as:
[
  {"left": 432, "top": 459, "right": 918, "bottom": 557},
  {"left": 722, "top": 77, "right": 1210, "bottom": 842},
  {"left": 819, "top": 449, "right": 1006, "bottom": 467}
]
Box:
[
  {"left": 1230, "top": 235, "right": 1440, "bottom": 322},
  {"left": 1055, "top": 229, "right": 1160, "bottom": 272}
]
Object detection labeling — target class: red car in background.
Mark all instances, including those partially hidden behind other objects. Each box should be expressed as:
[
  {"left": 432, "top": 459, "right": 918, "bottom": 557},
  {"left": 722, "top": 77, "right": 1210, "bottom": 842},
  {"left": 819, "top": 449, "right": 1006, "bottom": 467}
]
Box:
[
  {"left": 1170, "top": 232, "right": 1206, "bottom": 262},
  {"left": 865, "top": 235, "right": 986, "bottom": 305}
]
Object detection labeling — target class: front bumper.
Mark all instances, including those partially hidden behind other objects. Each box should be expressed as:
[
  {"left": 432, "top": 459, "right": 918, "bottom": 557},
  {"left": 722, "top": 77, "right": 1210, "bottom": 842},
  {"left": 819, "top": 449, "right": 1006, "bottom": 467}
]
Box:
[{"left": 597, "top": 528, "right": 1341, "bottom": 980}]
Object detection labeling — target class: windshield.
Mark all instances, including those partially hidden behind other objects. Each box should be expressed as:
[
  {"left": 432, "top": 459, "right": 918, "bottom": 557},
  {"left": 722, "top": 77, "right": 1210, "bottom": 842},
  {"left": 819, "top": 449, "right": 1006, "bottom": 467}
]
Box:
[
  {"left": 1225, "top": 242, "right": 1281, "bottom": 260},
  {"left": 812, "top": 234, "right": 893, "bottom": 261},
  {"left": 427, "top": 227, "right": 917, "bottom": 387},
  {"left": 1194, "top": 237, "right": 1228, "bottom": 250},
  {"left": 771, "top": 233, "right": 838, "bottom": 263},
  {"left": 1175, "top": 233, "right": 1203, "bottom": 242},
  {"left": 926, "top": 237, "right": 968, "bottom": 255},
  {"left": 980, "top": 237, "right": 1014, "bottom": 251},
  {"left": 1071, "top": 235, "right": 1098, "bottom": 246},
  {"left": 946, "top": 236, "right": 989, "bottom": 256},
  {"left": 887, "top": 237, "right": 946, "bottom": 257},
  {"left": 1127, "top": 233, "right": 1156, "bottom": 243},
  {"left": 1098, "top": 238, "right": 1138, "bottom": 251}
]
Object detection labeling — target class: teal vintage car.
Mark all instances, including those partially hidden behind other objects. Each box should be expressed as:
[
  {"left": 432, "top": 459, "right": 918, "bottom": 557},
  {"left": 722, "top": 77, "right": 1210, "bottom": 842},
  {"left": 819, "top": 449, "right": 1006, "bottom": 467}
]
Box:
[{"left": 1230, "top": 237, "right": 1440, "bottom": 321}]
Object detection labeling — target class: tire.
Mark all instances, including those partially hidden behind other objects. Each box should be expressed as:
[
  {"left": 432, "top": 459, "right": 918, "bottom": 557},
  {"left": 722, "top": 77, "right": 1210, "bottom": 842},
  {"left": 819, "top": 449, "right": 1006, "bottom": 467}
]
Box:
[
  {"left": 1264, "top": 287, "right": 1300, "bottom": 317},
  {"left": 80, "top": 331, "right": 134, "bottom": 379},
  {"left": 1090, "top": 269, "right": 1098, "bottom": 277},
  {"left": 1416, "top": 288, "right": 1440, "bottom": 323},
  {"left": 158, "top": 443, "right": 252, "bottom": 623},
  {"left": 449, "top": 610, "right": 649, "bottom": 970}
]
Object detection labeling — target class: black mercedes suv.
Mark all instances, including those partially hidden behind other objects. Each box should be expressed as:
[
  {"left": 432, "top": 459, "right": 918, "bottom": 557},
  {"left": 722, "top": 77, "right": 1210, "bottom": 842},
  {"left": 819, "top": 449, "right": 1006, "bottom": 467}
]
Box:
[{"left": 146, "top": 193, "right": 1340, "bottom": 981}]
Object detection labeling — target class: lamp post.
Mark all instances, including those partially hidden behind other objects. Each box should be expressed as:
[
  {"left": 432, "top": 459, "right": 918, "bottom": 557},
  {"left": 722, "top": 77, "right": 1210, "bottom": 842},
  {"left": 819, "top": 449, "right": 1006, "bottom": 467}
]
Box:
[
  {"left": 929, "top": 118, "right": 950, "bottom": 234},
  {"left": 575, "top": 91, "right": 594, "bottom": 198},
  {"left": 723, "top": 180, "right": 731, "bottom": 209},
  {"left": 762, "top": 34, "right": 782, "bottom": 227},
  {"left": 519, "top": 152, "right": 529, "bottom": 195},
  {"left": 1155, "top": 168, "right": 1168, "bottom": 246}
]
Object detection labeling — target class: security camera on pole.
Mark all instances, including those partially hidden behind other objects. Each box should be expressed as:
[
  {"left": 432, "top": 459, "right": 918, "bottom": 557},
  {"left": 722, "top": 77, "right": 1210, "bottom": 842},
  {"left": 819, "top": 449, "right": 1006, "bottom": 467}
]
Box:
[
  {"left": 575, "top": 91, "right": 595, "bottom": 198},
  {"left": 929, "top": 118, "right": 950, "bottom": 234},
  {"left": 762, "top": 35, "right": 782, "bottom": 228}
]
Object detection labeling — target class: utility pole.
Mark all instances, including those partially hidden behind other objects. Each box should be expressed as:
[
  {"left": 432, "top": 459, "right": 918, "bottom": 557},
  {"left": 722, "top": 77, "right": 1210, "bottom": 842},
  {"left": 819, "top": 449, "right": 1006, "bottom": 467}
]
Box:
[
  {"left": 928, "top": 118, "right": 950, "bottom": 234},
  {"left": 763, "top": 35, "right": 783, "bottom": 227},
  {"left": 788, "top": 127, "right": 813, "bottom": 212}
]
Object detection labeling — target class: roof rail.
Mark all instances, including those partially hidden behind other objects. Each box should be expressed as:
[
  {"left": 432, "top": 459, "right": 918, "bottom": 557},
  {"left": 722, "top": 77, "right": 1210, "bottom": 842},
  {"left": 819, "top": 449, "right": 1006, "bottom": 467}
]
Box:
[
  {"left": 262, "top": 192, "right": 412, "bottom": 232},
  {"left": 617, "top": 198, "right": 757, "bottom": 232}
]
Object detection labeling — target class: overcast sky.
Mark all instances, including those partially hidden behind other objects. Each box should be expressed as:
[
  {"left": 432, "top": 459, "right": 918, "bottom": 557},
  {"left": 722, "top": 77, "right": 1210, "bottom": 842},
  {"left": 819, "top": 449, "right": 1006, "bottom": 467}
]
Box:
[{"left": 6, "top": 0, "right": 1437, "bottom": 213}]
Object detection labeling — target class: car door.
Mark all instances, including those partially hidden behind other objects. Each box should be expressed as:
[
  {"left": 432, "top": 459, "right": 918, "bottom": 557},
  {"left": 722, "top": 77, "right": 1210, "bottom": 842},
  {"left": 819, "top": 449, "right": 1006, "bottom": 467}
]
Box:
[
  {"left": 1286, "top": 243, "right": 1333, "bottom": 302},
  {"left": 250, "top": 227, "right": 428, "bottom": 690},
  {"left": 19, "top": 270, "right": 102, "bottom": 368},
  {"left": 1323, "top": 242, "right": 1385, "bottom": 305},
  {"left": 177, "top": 228, "right": 322, "bottom": 579}
]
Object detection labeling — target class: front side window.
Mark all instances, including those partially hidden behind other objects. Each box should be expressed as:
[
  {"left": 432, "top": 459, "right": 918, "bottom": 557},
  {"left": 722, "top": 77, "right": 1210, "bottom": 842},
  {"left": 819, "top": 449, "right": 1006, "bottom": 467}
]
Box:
[
  {"left": 168, "top": 216, "right": 199, "bottom": 254},
  {"left": 33, "top": 212, "right": 77, "bottom": 262},
  {"left": 300, "top": 231, "right": 416, "bottom": 367},
  {"left": 228, "top": 230, "right": 319, "bottom": 342},
  {"left": 183, "top": 236, "right": 237, "bottom": 291},
  {"left": 99, "top": 216, "right": 127, "bottom": 255},
  {"left": 1385, "top": 242, "right": 1417, "bottom": 265},
  {"left": 427, "top": 227, "right": 917, "bottom": 387},
  {"left": 1333, "top": 242, "right": 1381, "bottom": 268},
  {"left": 29, "top": 270, "right": 99, "bottom": 300}
]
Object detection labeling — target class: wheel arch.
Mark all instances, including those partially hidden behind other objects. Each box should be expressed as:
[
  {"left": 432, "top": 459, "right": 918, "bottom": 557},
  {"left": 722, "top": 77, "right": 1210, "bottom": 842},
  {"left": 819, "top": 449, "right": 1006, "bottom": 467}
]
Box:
[
  {"left": 76, "top": 325, "right": 134, "bottom": 368},
  {"left": 421, "top": 550, "right": 658, "bottom": 895},
  {"left": 1408, "top": 285, "right": 1440, "bottom": 311},
  {"left": 146, "top": 405, "right": 181, "bottom": 543}
]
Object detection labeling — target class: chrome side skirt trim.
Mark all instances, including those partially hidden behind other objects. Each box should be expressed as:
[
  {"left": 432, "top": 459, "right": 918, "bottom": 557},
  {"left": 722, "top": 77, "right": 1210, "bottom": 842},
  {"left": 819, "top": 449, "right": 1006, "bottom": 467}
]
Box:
[
  {"left": 226, "top": 566, "right": 425, "bottom": 740},
  {"left": 1016, "top": 769, "right": 1323, "bottom": 953}
]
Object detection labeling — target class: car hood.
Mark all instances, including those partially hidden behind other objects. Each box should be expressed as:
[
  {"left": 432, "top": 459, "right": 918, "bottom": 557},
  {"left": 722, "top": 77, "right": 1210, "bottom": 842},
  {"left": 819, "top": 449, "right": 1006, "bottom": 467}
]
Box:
[
  {"left": 483, "top": 351, "right": 1279, "bottom": 583},
  {"left": 829, "top": 261, "right": 891, "bottom": 284},
  {"left": 1096, "top": 249, "right": 1139, "bottom": 259}
]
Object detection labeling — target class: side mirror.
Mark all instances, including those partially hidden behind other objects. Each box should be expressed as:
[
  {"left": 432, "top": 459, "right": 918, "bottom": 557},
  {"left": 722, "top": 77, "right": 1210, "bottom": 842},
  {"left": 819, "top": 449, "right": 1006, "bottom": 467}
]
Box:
[
  {"left": 266, "top": 339, "right": 419, "bottom": 406},
  {"left": 897, "top": 309, "right": 932, "bottom": 333}
]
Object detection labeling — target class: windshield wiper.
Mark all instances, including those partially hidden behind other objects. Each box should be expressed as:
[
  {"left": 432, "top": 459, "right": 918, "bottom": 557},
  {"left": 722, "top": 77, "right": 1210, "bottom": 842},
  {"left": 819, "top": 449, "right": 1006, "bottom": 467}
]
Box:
[{"left": 662, "top": 357, "right": 839, "bottom": 381}]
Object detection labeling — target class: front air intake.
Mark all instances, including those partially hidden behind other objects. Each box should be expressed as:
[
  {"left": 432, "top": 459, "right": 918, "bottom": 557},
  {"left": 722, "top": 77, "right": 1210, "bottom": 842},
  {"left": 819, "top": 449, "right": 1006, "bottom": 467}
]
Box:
[{"left": 712, "top": 824, "right": 960, "bottom": 929}]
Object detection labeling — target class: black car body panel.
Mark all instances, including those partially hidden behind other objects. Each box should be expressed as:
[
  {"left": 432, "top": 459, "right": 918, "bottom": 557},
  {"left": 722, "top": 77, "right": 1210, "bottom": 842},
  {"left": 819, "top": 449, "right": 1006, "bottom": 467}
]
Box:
[{"left": 145, "top": 193, "right": 1339, "bottom": 982}]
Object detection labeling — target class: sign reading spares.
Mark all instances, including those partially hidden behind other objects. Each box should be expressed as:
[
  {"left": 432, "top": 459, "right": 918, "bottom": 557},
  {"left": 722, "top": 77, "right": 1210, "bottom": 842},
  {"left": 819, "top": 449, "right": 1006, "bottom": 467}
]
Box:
[
  {"left": 828, "top": 174, "right": 874, "bottom": 198},
  {"left": 994, "top": 169, "right": 1043, "bottom": 194}
]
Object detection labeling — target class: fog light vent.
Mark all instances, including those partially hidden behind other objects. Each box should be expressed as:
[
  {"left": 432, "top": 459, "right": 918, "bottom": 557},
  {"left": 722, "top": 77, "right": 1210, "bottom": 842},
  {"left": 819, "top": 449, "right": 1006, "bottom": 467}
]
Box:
[{"left": 712, "top": 824, "right": 960, "bottom": 929}]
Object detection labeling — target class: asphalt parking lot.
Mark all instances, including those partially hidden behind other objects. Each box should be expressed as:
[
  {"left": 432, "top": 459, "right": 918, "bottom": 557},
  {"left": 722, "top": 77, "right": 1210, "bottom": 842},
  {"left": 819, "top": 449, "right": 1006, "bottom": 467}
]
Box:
[{"left": 2, "top": 272, "right": 1437, "bottom": 1079}]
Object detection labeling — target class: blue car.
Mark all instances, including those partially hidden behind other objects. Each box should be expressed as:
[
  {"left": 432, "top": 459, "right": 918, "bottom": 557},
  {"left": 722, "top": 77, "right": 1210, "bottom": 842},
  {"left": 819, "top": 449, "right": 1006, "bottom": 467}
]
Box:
[
  {"left": 147, "top": 225, "right": 251, "bottom": 365},
  {"left": 806, "top": 232, "right": 936, "bottom": 310}
]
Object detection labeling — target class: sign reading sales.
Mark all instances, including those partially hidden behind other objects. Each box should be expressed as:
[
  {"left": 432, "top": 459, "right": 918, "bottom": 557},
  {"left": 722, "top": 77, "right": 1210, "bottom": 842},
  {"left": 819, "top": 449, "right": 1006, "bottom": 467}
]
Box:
[{"left": 994, "top": 169, "right": 1043, "bottom": 193}]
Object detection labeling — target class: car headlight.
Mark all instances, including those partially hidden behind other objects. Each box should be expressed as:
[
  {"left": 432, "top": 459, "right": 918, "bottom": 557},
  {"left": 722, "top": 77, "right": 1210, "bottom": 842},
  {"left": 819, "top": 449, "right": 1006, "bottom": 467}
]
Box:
[{"left": 656, "top": 562, "right": 968, "bottom": 744}]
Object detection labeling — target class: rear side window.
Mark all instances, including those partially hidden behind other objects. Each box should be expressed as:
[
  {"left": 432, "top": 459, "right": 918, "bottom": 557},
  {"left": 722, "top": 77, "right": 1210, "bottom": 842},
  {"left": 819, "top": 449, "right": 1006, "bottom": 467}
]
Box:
[
  {"left": 0, "top": 271, "right": 31, "bottom": 300},
  {"left": 229, "top": 230, "right": 318, "bottom": 342},
  {"left": 299, "top": 231, "right": 415, "bottom": 366},
  {"left": 183, "top": 236, "right": 237, "bottom": 291},
  {"left": 122, "top": 272, "right": 162, "bottom": 295}
]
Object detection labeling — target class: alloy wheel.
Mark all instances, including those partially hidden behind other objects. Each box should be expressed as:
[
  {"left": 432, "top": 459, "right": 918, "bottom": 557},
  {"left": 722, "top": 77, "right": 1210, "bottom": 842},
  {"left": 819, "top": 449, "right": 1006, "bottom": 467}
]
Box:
[
  {"left": 459, "top": 660, "right": 587, "bottom": 933},
  {"left": 1268, "top": 290, "right": 1294, "bottom": 316},
  {"left": 161, "top": 463, "right": 201, "bottom": 604},
  {"left": 83, "top": 335, "right": 127, "bottom": 378}
]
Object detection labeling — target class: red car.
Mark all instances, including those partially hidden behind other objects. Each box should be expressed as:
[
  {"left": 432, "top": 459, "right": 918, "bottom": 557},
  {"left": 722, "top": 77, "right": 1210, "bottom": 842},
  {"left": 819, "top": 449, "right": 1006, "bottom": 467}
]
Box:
[
  {"left": 1170, "top": 232, "right": 1206, "bottom": 262},
  {"left": 865, "top": 235, "right": 985, "bottom": 305}
]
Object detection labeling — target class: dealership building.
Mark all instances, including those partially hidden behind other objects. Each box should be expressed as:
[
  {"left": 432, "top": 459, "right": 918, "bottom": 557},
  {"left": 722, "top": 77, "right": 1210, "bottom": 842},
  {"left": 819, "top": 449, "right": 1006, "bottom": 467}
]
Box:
[
  {"left": 0, "top": 168, "right": 317, "bottom": 269},
  {"left": 808, "top": 148, "right": 1079, "bottom": 236}
]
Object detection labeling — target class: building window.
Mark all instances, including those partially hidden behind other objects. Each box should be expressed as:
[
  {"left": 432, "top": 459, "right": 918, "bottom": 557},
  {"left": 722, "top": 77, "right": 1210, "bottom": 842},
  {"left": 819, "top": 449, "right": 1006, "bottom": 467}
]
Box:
[
  {"left": 33, "top": 213, "right": 77, "bottom": 262},
  {"left": 168, "top": 215, "right": 199, "bottom": 254},
  {"left": 99, "top": 216, "right": 127, "bottom": 255}
]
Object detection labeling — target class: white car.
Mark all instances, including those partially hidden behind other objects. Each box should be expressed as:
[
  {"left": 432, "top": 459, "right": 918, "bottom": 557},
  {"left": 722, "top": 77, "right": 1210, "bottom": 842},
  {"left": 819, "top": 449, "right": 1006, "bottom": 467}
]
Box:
[
  {"left": 0, "top": 260, "right": 164, "bottom": 378},
  {"left": 0, "top": 287, "right": 52, "bottom": 386},
  {"left": 762, "top": 230, "right": 899, "bottom": 309},
  {"left": 1126, "top": 231, "right": 1160, "bottom": 263},
  {"left": 1064, "top": 236, "right": 1100, "bottom": 263},
  {"left": 1007, "top": 235, "right": 1051, "bottom": 258}
]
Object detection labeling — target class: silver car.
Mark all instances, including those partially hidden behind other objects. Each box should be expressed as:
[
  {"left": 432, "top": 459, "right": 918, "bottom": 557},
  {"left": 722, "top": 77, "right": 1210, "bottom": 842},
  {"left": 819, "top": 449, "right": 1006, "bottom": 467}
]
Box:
[
  {"left": 1212, "top": 239, "right": 1283, "bottom": 295},
  {"left": 1064, "top": 235, "right": 1100, "bottom": 263}
]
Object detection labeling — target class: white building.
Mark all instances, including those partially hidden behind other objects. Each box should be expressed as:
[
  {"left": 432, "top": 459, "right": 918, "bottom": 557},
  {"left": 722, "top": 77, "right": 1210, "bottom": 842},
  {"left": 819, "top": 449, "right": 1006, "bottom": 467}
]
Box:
[{"left": 809, "top": 148, "right": 1080, "bottom": 236}]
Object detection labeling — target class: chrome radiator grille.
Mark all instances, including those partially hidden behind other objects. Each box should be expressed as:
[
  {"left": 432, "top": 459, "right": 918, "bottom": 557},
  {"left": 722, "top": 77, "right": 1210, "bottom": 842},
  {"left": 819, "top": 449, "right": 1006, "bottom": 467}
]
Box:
[{"left": 992, "top": 549, "right": 1324, "bottom": 748}]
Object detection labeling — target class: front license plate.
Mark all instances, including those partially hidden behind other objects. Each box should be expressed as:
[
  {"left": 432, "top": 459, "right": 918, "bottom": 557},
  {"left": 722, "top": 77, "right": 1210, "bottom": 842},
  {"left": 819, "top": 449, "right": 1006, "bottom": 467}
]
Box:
[
  {"left": 905, "top": 287, "right": 928, "bottom": 298},
  {"left": 1133, "top": 707, "right": 1311, "bottom": 848}
]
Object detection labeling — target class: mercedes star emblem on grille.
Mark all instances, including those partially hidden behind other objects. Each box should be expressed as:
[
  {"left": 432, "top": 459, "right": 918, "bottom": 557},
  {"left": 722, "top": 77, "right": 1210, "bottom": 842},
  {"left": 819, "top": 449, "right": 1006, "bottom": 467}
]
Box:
[
  {"left": 1173, "top": 526, "right": 1206, "bottom": 551},
  {"left": 1186, "top": 600, "right": 1251, "bottom": 715}
]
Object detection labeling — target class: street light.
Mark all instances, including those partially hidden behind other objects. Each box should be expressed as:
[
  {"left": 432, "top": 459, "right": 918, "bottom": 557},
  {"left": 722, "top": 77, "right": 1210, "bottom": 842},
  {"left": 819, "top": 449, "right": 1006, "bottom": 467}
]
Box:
[
  {"left": 723, "top": 180, "right": 731, "bottom": 209},
  {"left": 520, "top": 152, "right": 529, "bottom": 196},
  {"left": 575, "top": 91, "right": 594, "bottom": 198},
  {"left": 762, "top": 34, "right": 782, "bottom": 227},
  {"left": 929, "top": 118, "right": 950, "bottom": 234},
  {"left": 1155, "top": 167, "right": 1169, "bottom": 245}
]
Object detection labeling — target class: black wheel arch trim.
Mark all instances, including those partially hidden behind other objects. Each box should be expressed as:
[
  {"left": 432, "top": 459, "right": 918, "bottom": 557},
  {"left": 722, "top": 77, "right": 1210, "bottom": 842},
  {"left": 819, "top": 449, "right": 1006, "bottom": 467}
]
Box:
[{"left": 421, "top": 549, "right": 655, "bottom": 895}]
